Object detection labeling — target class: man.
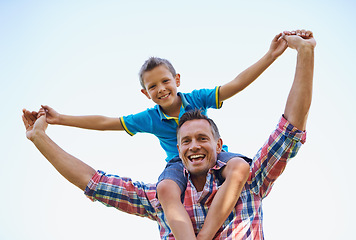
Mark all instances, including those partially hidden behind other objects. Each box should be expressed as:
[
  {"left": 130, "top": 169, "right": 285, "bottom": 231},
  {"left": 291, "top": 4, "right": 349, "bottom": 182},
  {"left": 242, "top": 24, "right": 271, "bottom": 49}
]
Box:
[{"left": 22, "top": 30, "right": 316, "bottom": 239}]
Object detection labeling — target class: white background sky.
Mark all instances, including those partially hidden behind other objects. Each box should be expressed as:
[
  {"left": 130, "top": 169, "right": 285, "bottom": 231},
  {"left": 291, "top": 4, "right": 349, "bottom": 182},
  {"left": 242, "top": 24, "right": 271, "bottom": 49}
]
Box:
[{"left": 1, "top": 1, "right": 355, "bottom": 239}]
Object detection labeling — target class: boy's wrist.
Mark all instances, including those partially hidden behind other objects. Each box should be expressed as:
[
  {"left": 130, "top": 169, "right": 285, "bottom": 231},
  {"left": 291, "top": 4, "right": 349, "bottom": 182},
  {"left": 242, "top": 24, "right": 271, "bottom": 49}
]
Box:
[{"left": 264, "top": 50, "right": 277, "bottom": 62}]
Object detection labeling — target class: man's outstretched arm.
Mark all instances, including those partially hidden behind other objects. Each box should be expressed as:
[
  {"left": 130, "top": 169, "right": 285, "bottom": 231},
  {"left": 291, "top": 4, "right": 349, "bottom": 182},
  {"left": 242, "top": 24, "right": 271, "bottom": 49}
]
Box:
[
  {"left": 283, "top": 30, "right": 316, "bottom": 130},
  {"left": 23, "top": 109, "right": 96, "bottom": 190}
]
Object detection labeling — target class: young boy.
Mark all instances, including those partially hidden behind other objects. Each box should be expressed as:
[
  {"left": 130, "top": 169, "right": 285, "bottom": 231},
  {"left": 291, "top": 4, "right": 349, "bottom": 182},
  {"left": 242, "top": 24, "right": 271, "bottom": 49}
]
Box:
[{"left": 38, "top": 32, "right": 288, "bottom": 239}]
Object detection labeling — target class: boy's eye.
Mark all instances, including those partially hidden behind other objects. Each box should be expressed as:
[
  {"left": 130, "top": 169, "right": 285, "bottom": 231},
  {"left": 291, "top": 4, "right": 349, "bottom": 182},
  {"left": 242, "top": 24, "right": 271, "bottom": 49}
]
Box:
[
  {"left": 149, "top": 85, "right": 156, "bottom": 90},
  {"left": 163, "top": 79, "right": 169, "bottom": 83}
]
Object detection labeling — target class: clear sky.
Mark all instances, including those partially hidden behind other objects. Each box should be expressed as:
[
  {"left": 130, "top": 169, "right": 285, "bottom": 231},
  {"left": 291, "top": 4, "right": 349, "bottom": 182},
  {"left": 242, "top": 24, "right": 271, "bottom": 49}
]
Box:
[{"left": 1, "top": 1, "right": 355, "bottom": 239}]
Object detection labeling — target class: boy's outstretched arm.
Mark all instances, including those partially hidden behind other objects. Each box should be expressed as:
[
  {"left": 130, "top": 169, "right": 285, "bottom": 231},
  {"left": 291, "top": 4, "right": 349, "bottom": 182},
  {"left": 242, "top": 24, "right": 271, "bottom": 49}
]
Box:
[
  {"left": 219, "top": 33, "right": 288, "bottom": 101},
  {"left": 23, "top": 109, "right": 96, "bottom": 190},
  {"left": 38, "top": 105, "right": 124, "bottom": 131},
  {"left": 282, "top": 30, "right": 316, "bottom": 130}
]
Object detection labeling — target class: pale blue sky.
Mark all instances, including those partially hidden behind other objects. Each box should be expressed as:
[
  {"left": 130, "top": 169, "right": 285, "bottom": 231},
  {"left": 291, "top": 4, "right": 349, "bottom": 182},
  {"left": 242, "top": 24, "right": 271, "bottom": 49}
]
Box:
[{"left": 1, "top": 1, "right": 355, "bottom": 239}]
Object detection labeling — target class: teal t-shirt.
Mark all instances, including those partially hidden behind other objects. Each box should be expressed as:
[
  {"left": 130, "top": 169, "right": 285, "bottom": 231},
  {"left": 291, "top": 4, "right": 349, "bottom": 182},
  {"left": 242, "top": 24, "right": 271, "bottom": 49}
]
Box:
[{"left": 121, "top": 87, "right": 226, "bottom": 162}]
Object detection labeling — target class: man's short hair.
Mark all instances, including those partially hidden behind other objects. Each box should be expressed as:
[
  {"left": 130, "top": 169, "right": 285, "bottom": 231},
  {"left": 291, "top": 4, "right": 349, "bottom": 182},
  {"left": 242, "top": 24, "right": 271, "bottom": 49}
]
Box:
[
  {"left": 138, "top": 57, "right": 177, "bottom": 89},
  {"left": 177, "top": 109, "right": 221, "bottom": 141}
]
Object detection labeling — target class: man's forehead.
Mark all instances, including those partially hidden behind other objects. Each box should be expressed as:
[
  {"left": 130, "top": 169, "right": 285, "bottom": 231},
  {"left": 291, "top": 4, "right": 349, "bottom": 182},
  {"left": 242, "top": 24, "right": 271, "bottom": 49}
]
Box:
[{"left": 179, "top": 119, "right": 212, "bottom": 137}]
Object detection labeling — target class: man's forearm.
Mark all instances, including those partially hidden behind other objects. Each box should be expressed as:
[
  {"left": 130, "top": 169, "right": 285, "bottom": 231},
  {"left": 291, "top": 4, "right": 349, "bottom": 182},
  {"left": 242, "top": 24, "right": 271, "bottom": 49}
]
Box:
[
  {"left": 31, "top": 131, "right": 96, "bottom": 190},
  {"left": 284, "top": 46, "right": 314, "bottom": 130}
]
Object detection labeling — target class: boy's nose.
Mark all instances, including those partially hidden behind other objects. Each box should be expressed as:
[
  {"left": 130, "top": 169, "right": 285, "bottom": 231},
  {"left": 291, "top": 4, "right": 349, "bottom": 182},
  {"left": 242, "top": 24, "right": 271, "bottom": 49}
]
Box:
[{"left": 157, "top": 84, "right": 165, "bottom": 93}]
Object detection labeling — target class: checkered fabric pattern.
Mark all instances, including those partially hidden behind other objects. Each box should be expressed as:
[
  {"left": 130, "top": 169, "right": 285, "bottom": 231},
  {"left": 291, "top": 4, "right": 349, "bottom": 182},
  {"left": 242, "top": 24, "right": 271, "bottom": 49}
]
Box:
[{"left": 85, "top": 115, "right": 306, "bottom": 239}]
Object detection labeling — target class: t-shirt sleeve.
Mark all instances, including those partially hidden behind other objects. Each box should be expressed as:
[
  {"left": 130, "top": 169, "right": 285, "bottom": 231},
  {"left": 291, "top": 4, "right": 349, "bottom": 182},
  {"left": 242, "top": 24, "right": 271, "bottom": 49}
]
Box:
[
  {"left": 187, "top": 86, "right": 222, "bottom": 110},
  {"left": 120, "top": 110, "right": 153, "bottom": 136}
]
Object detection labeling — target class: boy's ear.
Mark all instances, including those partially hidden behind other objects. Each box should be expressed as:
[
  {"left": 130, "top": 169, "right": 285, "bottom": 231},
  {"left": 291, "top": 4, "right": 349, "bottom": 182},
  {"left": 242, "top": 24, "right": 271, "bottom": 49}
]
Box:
[
  {"left": 175, "top": 74, "right": 181, "bottom": 87},
  {"left": 141, "top": 89, "right": 151, "bottom": 99},
  {"left": 216, "top": 138, "right": 223, "bottom": 154}
]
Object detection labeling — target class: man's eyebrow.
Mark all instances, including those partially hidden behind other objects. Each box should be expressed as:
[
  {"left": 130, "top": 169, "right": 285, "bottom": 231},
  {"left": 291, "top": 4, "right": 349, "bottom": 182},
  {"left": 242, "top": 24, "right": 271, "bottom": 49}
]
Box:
[{"left": 180, "top": 135, "right": 190, "bottom": 142}]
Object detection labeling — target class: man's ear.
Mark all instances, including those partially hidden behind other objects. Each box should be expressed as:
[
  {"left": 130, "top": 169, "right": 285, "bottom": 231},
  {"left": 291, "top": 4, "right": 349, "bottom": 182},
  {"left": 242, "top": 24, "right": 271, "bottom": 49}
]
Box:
[
  {"left": 141, "top": 89, "right": 151, "bottom": 99},
  {"left": 175, "top": 74, "right": 181, "bottom": 87},
  {"left": 177, "top": 144, "right": 183, "bottom": 158},
  {"left": 216, "top": 138, "right": 223, "bottom": 154}
]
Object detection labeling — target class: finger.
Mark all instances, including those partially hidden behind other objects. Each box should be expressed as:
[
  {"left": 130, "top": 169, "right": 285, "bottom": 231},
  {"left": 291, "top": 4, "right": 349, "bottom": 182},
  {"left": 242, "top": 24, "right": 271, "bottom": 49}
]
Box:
[
  {"left": 22, "top": 114, "right": 30, "bottom": 129},
  {"left": 24, "top": 110, "right": 35, "bottom": 126},
  {"left": 274, "top": 32, "right": 282, "bottom": 41},
  {"left": 41, "top": 105, "right": 50, "bottom": 112},
  {"left": 28, "top": 111, "right": 37, "bottom": 122},
  {"left": 306, "top": 30, "right": 313, "bottom": 38},
  {"left": 37, "top": 111, "right": 46, "bottom": 119}
]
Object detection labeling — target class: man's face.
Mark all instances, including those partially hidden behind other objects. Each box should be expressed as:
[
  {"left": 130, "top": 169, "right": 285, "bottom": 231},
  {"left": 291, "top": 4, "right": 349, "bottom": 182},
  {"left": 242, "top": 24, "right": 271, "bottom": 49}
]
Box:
[
  {"left": 141, "top": 65, "right": 181, "bottom": 109},
  {"left": 177, "top": 119, "right": 222, "bottom": 177}
]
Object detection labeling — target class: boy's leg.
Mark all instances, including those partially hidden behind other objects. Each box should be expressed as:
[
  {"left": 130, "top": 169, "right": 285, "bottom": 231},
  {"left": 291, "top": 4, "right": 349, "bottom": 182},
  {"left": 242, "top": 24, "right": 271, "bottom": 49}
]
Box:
[
  {"left": 157, "top": 180, "right": 196, "bottom": 239},
  {"left": 157, "top": 158, "right": 196, "bottom": 240},
  {"left": 197, "top": 155, "right": 250, "bottom": 240}
]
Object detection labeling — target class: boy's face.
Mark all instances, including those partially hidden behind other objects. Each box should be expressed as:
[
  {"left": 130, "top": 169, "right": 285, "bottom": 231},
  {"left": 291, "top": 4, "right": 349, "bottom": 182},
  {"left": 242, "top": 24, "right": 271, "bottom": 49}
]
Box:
[
  {"left": 177, "top": 119, "right": 222, "bottom": 177},
  {"left": 141, "top": 65, "right": 181, "bottom": 109}
]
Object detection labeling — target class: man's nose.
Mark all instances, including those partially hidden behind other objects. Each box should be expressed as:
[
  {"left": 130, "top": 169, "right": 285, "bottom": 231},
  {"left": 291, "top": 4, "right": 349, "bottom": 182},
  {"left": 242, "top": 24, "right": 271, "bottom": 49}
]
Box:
[{"left": 189, "top": 140, "right": 201, "bottom": 151}]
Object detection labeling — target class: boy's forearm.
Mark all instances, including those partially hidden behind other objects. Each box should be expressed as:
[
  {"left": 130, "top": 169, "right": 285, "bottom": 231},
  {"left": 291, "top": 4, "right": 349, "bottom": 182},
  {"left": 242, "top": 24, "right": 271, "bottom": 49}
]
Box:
[
  {"left": 31, "top": 131, "right": 96, "bottom": 191},
  {"left": 219, "top": 51, "right": 276, "bottom": 102},
  {"left": 58, "top": 114, "right": 123, "bottom": 131}
]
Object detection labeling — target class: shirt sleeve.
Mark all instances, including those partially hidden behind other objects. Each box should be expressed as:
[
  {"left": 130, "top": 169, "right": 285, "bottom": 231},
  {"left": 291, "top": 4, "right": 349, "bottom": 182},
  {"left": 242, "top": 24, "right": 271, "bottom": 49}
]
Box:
[
  {"left": 187, "top": 86, "right": 222, "bottom": 110},
  {"left": 84, "top": 170, "right": 158, "bottom": 221},
  {"left": 248, "top": 115, "right": 307, "bottom": 198},
  {"left": 120, "top": 109, "right": 154, "bottom": 136}
]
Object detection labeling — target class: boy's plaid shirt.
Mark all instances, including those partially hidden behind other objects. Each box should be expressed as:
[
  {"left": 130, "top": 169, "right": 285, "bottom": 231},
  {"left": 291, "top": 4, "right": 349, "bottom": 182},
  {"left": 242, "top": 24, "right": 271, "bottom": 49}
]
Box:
[{"left": 85, "top": 116, "right": 306, "bottom": 239}]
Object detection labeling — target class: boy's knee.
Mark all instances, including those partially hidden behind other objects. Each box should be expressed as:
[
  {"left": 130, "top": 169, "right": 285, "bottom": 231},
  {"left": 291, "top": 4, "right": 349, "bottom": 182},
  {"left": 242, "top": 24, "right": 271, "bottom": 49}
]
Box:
[
  {"left": 224, "top": 157, "right": 250, "bottom": 182},
  {"left": 157, "top": 179, "right": 182, "bottom": 201}
]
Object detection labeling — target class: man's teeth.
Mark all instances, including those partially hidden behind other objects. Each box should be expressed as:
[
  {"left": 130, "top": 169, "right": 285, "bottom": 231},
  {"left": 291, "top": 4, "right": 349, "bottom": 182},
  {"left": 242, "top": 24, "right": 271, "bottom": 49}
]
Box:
[{"left": 189, "top": 155, "right": 205, "bottom": 160}]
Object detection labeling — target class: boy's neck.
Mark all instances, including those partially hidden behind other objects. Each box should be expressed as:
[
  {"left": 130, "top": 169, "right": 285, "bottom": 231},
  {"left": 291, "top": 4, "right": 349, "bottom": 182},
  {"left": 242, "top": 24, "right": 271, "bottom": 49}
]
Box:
[{"left": 161, "top": 94, "right": 182, "bottom": 118}]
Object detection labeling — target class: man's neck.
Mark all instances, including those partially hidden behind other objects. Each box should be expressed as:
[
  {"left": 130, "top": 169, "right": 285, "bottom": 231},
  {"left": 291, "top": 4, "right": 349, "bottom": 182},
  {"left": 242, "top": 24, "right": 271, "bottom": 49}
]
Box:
[{"left": 191, "top": 174, "right": 207, "bottom": 192}]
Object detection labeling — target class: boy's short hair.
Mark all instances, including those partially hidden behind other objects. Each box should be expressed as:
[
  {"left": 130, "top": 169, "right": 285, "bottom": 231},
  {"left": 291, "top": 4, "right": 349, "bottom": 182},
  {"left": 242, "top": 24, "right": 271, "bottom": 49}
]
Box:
[
  {"left": 139, "top": 57, "right": 177, "bottom": 89},
  {"left": 177, "top": 109, "right": 221, "bottom": 141}
]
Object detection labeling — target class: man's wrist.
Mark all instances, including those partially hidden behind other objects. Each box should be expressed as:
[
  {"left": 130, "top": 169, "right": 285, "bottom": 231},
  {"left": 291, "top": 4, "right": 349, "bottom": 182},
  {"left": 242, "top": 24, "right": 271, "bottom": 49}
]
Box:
[
  {"left": 296, "top": 42, "right": 315, "bottom": 53},
  {"left": 30, "top": 128, "right": 47, "bottom": 143}
]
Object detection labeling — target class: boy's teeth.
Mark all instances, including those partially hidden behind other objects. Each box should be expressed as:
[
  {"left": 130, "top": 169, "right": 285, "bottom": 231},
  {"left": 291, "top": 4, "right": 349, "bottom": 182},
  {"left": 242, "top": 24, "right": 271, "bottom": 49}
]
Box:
[{"left": 160, "top": 94, "right": 169, "bottom": 99}]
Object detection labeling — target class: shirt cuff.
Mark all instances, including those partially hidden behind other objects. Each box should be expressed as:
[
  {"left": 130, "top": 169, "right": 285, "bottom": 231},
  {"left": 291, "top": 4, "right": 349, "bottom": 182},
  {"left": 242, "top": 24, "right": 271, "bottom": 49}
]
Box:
[
  {"left": 279, "top": 115, "right": 307, "bottom": 144},
  {"left": 84, "top": 170, "right": 105, "bottom": 201}
]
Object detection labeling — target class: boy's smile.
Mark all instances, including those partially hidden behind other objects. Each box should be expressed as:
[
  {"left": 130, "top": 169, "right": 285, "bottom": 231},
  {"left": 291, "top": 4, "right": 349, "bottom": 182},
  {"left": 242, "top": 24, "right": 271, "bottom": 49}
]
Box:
[{"left": 141, "top": 65, "right": 181, "bottom": 114}]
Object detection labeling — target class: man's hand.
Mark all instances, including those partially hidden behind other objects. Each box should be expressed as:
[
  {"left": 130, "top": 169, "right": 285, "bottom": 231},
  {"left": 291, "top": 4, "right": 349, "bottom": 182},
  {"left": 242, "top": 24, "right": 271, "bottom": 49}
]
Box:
[
  {"left": 283, "top": 30, "right": 316, "bottom": 51},
  {"left": 268, "top": 32, "right": 288, "bottom": 59},
  {"left": 38, "top": 105, "right": 60, "bottom": 124},
  {"left": 22, "top": 109, "right": 48, "bottom": 141}
]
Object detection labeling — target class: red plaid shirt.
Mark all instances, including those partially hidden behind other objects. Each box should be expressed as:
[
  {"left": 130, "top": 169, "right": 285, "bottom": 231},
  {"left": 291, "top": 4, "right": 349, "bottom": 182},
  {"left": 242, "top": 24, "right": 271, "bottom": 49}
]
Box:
[{"left": 85, "top": 116, "right": 306, "bottom": 239}]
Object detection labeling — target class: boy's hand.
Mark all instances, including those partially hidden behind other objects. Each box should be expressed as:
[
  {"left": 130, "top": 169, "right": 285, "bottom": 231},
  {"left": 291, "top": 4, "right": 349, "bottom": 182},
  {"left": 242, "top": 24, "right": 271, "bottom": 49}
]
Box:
[
  {"left": 22, "top": 109, "right": 48, "bottom": 141},
  {"left": 268, "top": 32, "right": 288, "bottom": 59},
  {"left": 282, "top": 30, "right": 316, "bottom": 51},
  {"left": 38, "top": 105, "right": 60, "bottom": 124}
]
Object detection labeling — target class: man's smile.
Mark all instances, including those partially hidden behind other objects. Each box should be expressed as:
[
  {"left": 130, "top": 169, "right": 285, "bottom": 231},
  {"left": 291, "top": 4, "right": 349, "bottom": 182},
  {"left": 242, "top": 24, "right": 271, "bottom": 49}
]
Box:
[{"left": 188, "top": 154, "right": 206, "bottom": 162}]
